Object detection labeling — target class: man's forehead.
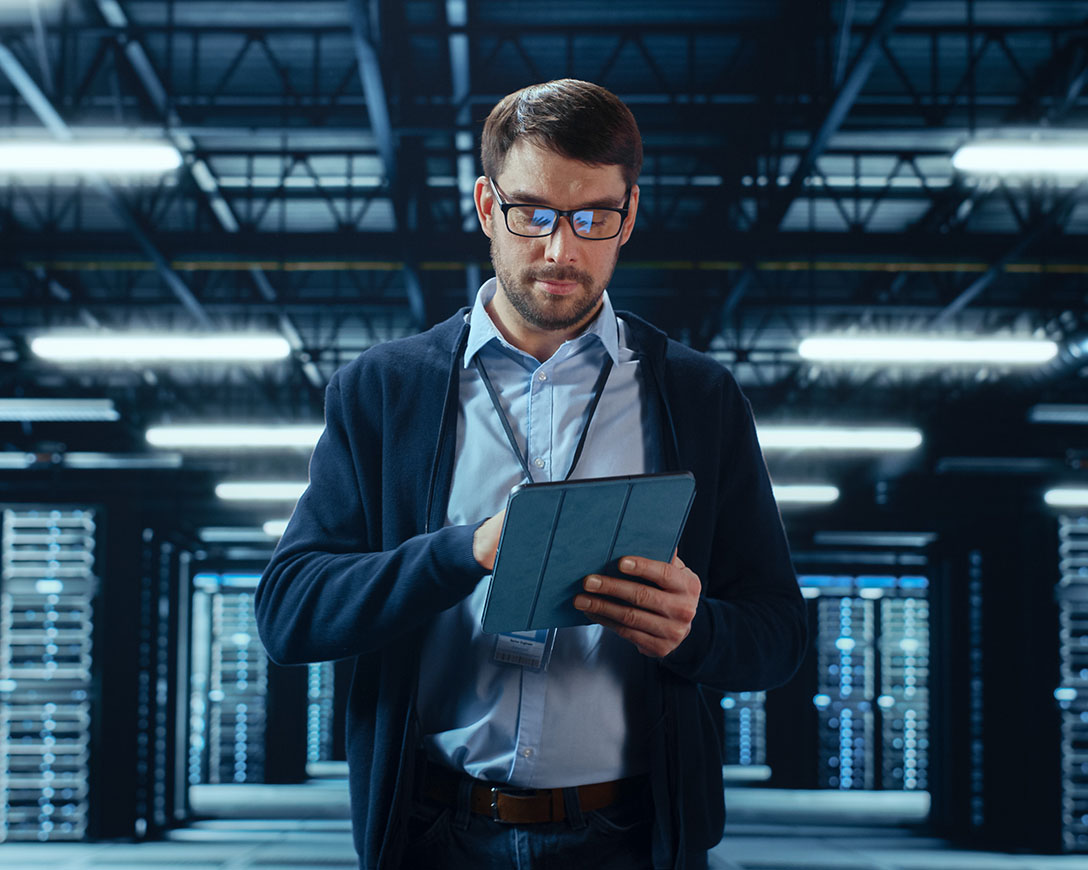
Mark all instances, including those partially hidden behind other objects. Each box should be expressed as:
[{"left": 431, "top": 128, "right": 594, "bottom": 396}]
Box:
[{"left": 497, "top": 141, "right": 628, "bottom": 202}]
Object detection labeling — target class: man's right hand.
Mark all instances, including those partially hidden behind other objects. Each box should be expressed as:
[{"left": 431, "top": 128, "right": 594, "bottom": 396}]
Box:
[{"left": 472, "top": 509, "right": 506, "bottom": 571}]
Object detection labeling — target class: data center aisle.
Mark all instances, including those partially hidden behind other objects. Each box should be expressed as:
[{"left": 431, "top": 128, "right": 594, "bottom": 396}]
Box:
[{"left": 2, "top": 771, "right": 1087, "bottom": 870}]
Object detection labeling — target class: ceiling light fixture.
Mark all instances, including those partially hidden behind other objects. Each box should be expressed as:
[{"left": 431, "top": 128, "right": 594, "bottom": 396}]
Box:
[
  {"left": 798, "top": 336, "right": 1058, "bottom": 365},
  {"left": 147, "top": 425, "right": 323, "bottom": 449},
  {"left": 0, "top": 398, "right": 119, "bottom": 422},
  {"left": 31, "top": 333, "right": 292, "bottom": 363},
  {"left": 0, "top": 141, "right": 182, "bottom": 175},
  {"left": 62, "top": 452, "right": 182, "bottom": 469},
  {"left": 199, "top": 527, "right": 279, "bottom": 543},
  {"left": 757, "top": 427, "right": 923, "bottom": 452},
  {"left": 215, "top": 481, "right": 308, "bottom": 502},
  {"left": 262, "top": 520, "right": 290, "bottom": 538},
  {"left": 952, "top": 141, "right": 1088, "bottom": 177},
  {"left": 1029, "top": 404, "right": 1088, "bottom": 425},
  {"left": 772, "top": 485, "right": 840, "bottom": 504},
  {"left": 1044, "top": 488, "right": 1088, "bottom": 508}
]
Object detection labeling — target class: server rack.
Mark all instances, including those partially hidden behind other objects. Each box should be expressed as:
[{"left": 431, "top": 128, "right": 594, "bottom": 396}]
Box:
[
  {"left": 720, "top": 552, "right": 931, "bottom": 793},
  {"left": 1057, "top": 515, "right": 1088, "bottom": 852},
  {"left": 135, "top": 530, "right": 190, "bottom": 834},
  {"left": 307, "top": 661, "right": 337, "bottom": 765},
  {"left": 720, "top": 691, "right": 767, "bottom": 771},
  {"left": 0, "top": 508, "right": 96, "bottom": 842},
  {"left": 188, "top": 572, "right": 309, "bottom": 785},
  {"left": 0, "top": 470, "right": 198, "bottom": 842},
  {"left": 879, "top": 593, "right": 930, "bottom": 792},
  {"left": 190, "top": 574, "right": 268, "bottom": 784},
  {"left": 813, "top": 586, "right": 877, "bottom": 790},
  {"left": 929, "top": 500, "right": 1063, "bottom": 853},
  {"left": 801, "top": 574, "right": 930, "bottom": 791}
]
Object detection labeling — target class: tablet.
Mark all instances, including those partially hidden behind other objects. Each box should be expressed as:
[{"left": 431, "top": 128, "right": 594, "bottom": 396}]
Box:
[{"left": 481, "top": 471, "right": 696, "bottom": 634}]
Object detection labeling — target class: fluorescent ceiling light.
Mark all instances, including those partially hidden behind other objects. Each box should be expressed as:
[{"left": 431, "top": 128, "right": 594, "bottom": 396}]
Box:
[
  {"left": 147, "top": 425, "right": 322, "bottom": 450},
  {"left": 0, "top": 141, "right": 182, "bottom": 175},
  {"left": 813, "top": 531, "right": 936, "bottom": 548},
  {"left": 31, "top": 333, "right": 291, "bottom": 363},
  {"left": 0, "top": 451, "right": 181, "bottom": 469},
  {"left": 952, "top": 141, "right": 1088, "bottom": 177},
  {"left": 0, "top": 453, "right": 33, "bottom": 469},
  {"left": 199, "top": 527, "right": 277, "bottom": 543},
  {"left": 937, "top": 456, "right": 1059, "bottom": 475},
  {"left": 1029, "top": 404, "right": 1088, "bottom": 425},
  {"left": 225, "top": 547, "right": 277, "bottom": 561},
  {"left": 215, "top": 481, "right": 307, "bottom": 501},
  {"left": 194, "top": 573, "right": 262, "bottom": 591},
  {"left": 798, "top": 336, "right": 1058, "bottom": 364},
  {"left": 1044, "top": 488, "right": 1088, "bottom": 507},
  {"left": 757, "top": 426, "right": 923, "bottom": 451},
  {"left": 773, "top": 485, "right": 840, "bottom": 504},
  {"left": 63, "top": 452, "right": 182, "bottom": 469},
  {"left": 263, "top": 520, "right": 290, "bottom": 538},
  {"left": 0, "top": 398, "right": 119, "bottom": 422}
]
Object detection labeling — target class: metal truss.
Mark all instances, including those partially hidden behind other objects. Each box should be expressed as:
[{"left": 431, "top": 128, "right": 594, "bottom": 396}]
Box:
[
  {"left": 3, "top": 0, "right": 1088, "bottom": 429},
  {"left": 2, "top": 14, "right": 1085, "bottom": 126}
]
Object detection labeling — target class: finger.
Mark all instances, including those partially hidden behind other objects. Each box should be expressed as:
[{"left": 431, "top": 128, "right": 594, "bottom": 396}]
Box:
[
  {"left": 472, "top": 509, "right": 506, "bottom": 571},
  {"left": 616, "top": 555, "right": 677, "bottom": 588},
  {"left": 583, "top": 574, "right": 685, "bottom": 621},
  {"left": 573, "top": 592, "right": 675, "bottom": 638},
  {"left": 585, "top": 612, "right": 678, "bottom": 659}
]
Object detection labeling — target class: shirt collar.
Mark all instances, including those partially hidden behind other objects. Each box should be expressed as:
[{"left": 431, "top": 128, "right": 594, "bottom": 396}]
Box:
[{"left": 463, "top": 277, "right": 620, "bottom": 367}]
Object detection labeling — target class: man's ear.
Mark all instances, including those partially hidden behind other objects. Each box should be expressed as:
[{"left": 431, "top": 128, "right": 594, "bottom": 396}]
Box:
[
  {"left": 474, "top": 176, "right": 495, "bottom": 238},
  {"left": 618, "top": 183, "right": 639, "bottom": 247}
]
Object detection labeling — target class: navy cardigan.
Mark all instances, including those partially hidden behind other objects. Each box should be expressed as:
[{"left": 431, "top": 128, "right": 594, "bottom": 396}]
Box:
[{"left": 255, "top": 309, "right": 807, "bottom": 869}]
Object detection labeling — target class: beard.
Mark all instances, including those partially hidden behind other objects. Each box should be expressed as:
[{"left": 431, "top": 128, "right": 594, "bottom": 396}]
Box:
[{"left": 490, "top": 235, "right": 619, "bottom": 333}]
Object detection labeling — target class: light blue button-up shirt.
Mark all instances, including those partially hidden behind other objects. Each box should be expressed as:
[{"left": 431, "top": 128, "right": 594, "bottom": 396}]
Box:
[{"left": 416, "top": 277, "right": 662, "bottom": 788}]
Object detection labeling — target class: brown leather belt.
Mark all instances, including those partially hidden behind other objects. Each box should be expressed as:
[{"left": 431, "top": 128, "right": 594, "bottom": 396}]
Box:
[{"left": 421, "top": 761, "right": 642, "bottom": 824}]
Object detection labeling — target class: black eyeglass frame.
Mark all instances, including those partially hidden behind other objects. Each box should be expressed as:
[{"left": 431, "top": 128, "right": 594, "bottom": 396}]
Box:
[{"left": 488, "top": 177, "right": 631, "bottom": 241}]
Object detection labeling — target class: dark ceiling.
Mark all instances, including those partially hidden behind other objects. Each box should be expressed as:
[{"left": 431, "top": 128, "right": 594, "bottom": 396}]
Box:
[{"left": 1, "top": 0, "right": 1086, "bottom": 547}]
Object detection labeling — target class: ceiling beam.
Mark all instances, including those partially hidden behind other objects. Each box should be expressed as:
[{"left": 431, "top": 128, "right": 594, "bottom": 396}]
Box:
[
  {"left": 930, "top": 182, "right": 1087, "bottom": 326},
  {"left": 719, "top": 0, "right": 911, "bottom": 321},
  {"left": 0, "top": 41, "right": 212, "bottom": 328},
  {"left": 914, "top": 33, "right": 1088, "bottom": 235},
  {"left": 92, "top": 0, "right": 324, "bottom": 390},
  {"left": 346, "top": 0, "right": 428, "bottom": 328}
]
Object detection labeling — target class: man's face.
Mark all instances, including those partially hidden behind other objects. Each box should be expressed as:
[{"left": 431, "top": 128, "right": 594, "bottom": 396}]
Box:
[{"left": 474, "top": 140, "right": 639, "bottom": 337}]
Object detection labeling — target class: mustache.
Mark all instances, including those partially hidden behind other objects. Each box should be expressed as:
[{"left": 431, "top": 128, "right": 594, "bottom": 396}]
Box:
[{"left": 525, "top": 267, "right": 589, "bottom": 284}]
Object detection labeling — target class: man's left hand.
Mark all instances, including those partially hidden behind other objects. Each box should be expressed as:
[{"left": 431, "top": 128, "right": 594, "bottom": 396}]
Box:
[{"left": 573, "top": 554, "right": 700, "bottom": 658}]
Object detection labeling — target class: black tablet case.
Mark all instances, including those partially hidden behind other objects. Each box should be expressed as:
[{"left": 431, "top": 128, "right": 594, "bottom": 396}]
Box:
[{"left": 481, "top": 472, "right": 696, "bottom": 634}]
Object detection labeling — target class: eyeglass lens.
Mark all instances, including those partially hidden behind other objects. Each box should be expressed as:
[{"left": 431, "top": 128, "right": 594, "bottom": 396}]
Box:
[{"left": 507, "top": 206, "right": 622, "bottom": 239}]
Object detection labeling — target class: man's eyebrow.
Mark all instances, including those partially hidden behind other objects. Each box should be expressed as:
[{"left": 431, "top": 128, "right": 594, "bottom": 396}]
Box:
[{"left": 504, "top": 188, "right": 627, "bottom": 209}]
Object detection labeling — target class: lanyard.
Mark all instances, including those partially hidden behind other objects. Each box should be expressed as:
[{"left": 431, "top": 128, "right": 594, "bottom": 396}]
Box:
[{"left": 473, "top": 351, "right": 614, "bottom": 484}]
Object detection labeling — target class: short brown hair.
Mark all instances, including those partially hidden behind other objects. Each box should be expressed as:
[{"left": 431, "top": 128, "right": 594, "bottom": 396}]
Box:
[{"left": 480, "top": 79, "right": 643, "bottom": 189}]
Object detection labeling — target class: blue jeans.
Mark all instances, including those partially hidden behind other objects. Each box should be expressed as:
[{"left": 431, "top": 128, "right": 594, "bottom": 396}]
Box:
[{"left": 399, "top": 780, "right": 656, "bottom": 869}]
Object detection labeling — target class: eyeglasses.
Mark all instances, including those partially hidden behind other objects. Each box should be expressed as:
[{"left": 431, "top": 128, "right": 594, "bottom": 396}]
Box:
[{"left": 489, "top": 178, "right": 630, "bottom": 241}]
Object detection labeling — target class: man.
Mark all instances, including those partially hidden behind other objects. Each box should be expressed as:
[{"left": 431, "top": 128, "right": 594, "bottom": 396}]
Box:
[{"left": 256, "top": 79, "right": 807, "bottom": 870}]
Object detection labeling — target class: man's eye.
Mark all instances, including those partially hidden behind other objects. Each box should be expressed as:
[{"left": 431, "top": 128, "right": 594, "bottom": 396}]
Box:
[
  {"left": 530, "top": 209, "right": 555, "bottom": 227},
  {"left": 573, "top": 211, "right": 596, "bottom": 231}
]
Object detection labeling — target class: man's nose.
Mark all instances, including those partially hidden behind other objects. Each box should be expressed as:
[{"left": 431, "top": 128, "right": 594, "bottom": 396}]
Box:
[{"left": 544, "top": 216, "right": 579, "bottom": 263}]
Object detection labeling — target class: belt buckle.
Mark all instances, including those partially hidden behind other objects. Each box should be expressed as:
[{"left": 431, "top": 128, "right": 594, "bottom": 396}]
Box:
[
  {"left": 488, "top": 786, "right": 504, "bottom": 822},
  {"left": 488, "top": 785, "right": 531, "bottom": 823}
]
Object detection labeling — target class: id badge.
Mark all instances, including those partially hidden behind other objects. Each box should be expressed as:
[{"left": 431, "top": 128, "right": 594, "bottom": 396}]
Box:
[{"left": 492, "top": 629, "right": 556, "bottom": 672}]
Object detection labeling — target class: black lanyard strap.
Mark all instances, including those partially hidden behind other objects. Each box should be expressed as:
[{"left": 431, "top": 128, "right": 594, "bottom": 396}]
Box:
[{"left": 474, "top": 352, "right": 614, "bottom": 484}]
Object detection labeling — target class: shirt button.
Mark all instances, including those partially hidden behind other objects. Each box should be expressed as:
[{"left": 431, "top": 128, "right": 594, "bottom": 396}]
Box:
[
  {"left": 537, "top": 372, "right": 547, "bottom": 382},
  {"left": 534, "top": 458, "right": 545, "bottom": 468},
  {"left": 521, "top": 748, "right": 533, "bottom": 758}
]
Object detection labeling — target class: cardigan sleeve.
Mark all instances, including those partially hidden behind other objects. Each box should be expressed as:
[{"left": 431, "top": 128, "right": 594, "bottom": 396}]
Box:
[
  {"left": 659, "top": 369, "right": 808, "bottom": 692},
  {"left": 255, "top": 372, "right": 488, "bottom": 666}
]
